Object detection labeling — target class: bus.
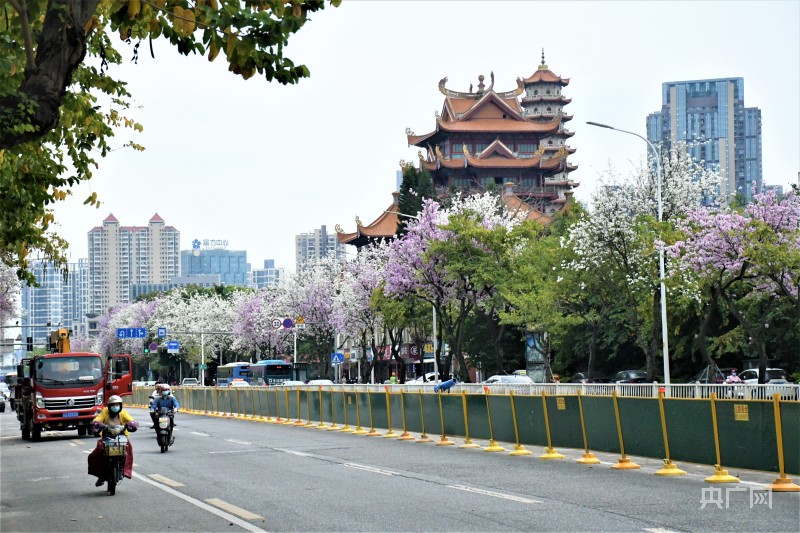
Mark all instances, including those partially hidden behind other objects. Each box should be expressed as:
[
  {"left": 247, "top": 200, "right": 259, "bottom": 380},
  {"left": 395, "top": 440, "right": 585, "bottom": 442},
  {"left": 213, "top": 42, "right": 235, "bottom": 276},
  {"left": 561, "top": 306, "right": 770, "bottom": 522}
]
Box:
[
  {"left": 249, "top": 360, "right": 292, "bottom": 385},
  {"left": 216, "top": 362, "right": 251, "bottom": 386}
]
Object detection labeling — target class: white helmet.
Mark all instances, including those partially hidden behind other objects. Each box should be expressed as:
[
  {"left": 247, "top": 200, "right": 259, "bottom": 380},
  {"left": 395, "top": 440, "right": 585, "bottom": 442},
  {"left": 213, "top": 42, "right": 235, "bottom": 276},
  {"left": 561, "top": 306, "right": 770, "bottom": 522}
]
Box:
[{"left": 108, "top": 395, "right": 123, "bottom": 405}]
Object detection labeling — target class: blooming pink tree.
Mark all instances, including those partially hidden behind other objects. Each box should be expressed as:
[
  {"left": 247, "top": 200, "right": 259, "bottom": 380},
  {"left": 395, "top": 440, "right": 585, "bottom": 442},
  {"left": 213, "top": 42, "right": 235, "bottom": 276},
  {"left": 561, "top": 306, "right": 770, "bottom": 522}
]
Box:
[
  {"left": 231, "top": 288, "right": 291, "bottom": 358},
  {"left": 670, "top": 189, "right": 800, "bottom": 379}
]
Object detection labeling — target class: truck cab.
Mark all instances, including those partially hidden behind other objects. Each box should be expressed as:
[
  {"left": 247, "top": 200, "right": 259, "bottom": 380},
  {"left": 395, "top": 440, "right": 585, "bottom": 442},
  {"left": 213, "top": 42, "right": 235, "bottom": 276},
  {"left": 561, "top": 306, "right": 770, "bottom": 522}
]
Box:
[{"left": 14, "top": 353, "right": 133, "bottom": 441}]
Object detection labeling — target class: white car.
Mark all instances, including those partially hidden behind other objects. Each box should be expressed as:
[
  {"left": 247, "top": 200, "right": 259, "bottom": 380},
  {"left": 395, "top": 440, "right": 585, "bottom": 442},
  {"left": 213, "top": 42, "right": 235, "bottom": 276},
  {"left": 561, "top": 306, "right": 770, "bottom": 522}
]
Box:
[
  {"left": 229, "top": 380, "right": 251, "bottom": 388},
  {"left": 181, "top": 378, "right": 199, "bottom": 387},
  {"left": 279, "top": 380, "right": 306, "bottom": 387},
  {"left": 483, "top": 375, "right": 534, "bottom": 385},
  {"left": 0, "top": 382, "right": 10, "bottom": 400},
  {"left": 738, "top": 368, "right": 796, "bottom": 399},
  {"left": 307, "top": 379, "right": 334, "bottom": 386}
]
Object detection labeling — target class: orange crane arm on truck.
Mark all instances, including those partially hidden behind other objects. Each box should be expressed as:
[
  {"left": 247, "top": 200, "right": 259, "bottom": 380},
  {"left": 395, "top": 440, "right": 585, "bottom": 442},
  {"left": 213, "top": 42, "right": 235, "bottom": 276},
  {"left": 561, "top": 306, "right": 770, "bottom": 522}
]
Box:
[{"left": 49, "top": 328, "right": 70, "bottom": 354}]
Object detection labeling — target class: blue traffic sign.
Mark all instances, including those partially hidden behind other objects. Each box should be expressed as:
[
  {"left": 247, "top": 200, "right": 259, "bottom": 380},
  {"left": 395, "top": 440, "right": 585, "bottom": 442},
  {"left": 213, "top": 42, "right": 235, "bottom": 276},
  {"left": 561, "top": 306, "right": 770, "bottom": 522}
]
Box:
[
  {"left": 167, "top": 341, "right": 179, "bottom": 353},
  {"left": 157, "top": 327, "right": 167, "bottom": 338},
  {"left": 331, "top": 352, "right": 344, "bottom": 365},
  {"left": 282, "top": 318, "right": 294, "bottom": 329},
  {"left": 116, "top": 327, "right": 148, "bottom": 339},
  {"left": 116, "top": 328, "right": 128, "bottom": 339}
]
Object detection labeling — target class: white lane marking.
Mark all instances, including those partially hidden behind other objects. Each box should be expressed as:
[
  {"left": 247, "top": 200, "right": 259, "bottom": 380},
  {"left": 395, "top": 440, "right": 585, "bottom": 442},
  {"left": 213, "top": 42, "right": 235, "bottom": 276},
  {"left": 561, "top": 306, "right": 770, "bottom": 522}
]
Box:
[
  {"left": 205, "top": 498, "right": 264, "bottom": 520},
  {"left": 68, "top": 442, "right": 77, "bottom": 446},
  {"left": 343, "top": 463, "right": 398, "bottom": 476},
  {"left": 148, "top": 473, "right": 185, "bottom": 487},
  {"left": 82, "top": 450, "right": 90, "bottom": 454},
  {"left": 191, "top": 431, "right": 210, "bottom": 437},
  {"left": 643, "top": 529, "right": 681, "bottom": 533},
  {"left": 225, "top": 438, "right": 252, "bottom": 445},
  {"left": 132, "top": 472, "right": 267, "bottom": 532},
  {"left": 1, "top": 436, "right": 18, "bottom": 440},
  {"left": 278, "top": 449, "right": 311, "bottom": 457},
  {"left": 207, "top": 449, "right": 259, "bottom": 454},
  {"left": 447, "top": 484, "right": 540, "bottom": 504},
  {"left": 70, "top": 439, "right": 83, "bottom": 446}
]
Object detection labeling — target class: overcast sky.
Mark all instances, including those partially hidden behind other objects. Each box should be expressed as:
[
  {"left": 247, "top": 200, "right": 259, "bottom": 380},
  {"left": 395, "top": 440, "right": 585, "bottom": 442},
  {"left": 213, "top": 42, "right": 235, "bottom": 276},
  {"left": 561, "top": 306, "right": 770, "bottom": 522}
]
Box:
[{"left": 52, "top": 0, "right": 800, "bottom": 273}]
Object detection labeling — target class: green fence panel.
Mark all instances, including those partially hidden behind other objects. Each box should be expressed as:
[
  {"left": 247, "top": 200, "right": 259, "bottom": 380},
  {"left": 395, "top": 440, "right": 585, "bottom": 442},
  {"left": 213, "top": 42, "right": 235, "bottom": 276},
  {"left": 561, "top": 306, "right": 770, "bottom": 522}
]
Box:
[
  {"left": 545, "top": 395, "right": 585, "bottom": 450},
  {"left": 716, "top": 399, "right": 778, "bottom": 472},
  {"left": 663, "top": 398, "right": 716, "bottom": 466},
  {"left": 421, "top": 393, "right": 443, "bottom": 436},
  {"left": 463, "top": 393, "right": 491, "bottom": 441},
  {"left": 616, "top": 398, "right": 665, "bottom": 459},
  {"left": 780, "top": 401, "right": 799, "bottom": 475},
  {"left": 398, "top": 391, "right": 421, "bottom": 433},
  {"left": 440, "top": 394, "right": 466, "bottom": 438},
  {"left": 581, "top": 396, "right": 620, "bottom": 454},
  {"left": 516, "top": 395, "right": 550, "bottom": 448}
]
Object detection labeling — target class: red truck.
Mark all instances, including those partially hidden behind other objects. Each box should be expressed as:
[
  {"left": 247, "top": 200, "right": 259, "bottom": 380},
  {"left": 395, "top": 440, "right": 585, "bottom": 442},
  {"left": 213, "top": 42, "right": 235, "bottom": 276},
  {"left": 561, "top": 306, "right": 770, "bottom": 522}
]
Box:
[{"left": 13, "top": 330, "right": 133, "bottom": 441}]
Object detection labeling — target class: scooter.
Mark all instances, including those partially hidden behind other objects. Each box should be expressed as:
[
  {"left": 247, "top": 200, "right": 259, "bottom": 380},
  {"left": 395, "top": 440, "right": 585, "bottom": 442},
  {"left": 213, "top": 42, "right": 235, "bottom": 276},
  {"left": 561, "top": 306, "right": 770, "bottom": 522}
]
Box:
[
  {"left": 156, "top": 407, "right": 174, "bottom": 453},
  {"left": 100, "top": 424, "right": 128, "bottom": 496}
]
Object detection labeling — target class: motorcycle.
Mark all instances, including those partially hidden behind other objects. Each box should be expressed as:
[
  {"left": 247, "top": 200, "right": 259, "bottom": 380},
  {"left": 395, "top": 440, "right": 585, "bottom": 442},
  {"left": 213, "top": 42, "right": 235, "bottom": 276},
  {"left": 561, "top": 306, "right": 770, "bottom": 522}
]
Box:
[
  {"left": 100, "top": 424, "right": 128, "bottom": 496},
  {"left": 156, "top": 407, "right": 174, "bottom": 453}
]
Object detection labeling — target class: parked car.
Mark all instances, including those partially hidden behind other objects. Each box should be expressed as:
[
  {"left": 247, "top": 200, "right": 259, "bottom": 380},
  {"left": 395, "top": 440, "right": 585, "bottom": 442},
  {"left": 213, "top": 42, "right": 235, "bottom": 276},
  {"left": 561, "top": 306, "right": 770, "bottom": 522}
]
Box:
[
  {"left": 413, "top": 372, "right": 453, "bottom": 382},
  {"left": 181, "top": 378, "right": 199, "bottom": 387},
  {"left": 307, "top": 379, "right": 334, "bottom": 386},
  {"left": 229, "top": 379, "right": 250, "bottom": 388},
  {"left": 611, "top": 370, "right": 649, "bottom": 383},
  {"left": 569, "top": 371, "right": 612, "bottom": 384},
  {"left": 738, "top": 368, "right": 796, "bottom": 399},
  {"left": 279, "top": 380, "right": 307, "bottom": 387},
  {"left": 688, "top": 366, "right": 735, "bottom": 384},
  {"left": 0, "top": 382, "right": 10, "bottom": 400},
  {"left": 483, "top": 375, "right": 534, "bottom": 385}
]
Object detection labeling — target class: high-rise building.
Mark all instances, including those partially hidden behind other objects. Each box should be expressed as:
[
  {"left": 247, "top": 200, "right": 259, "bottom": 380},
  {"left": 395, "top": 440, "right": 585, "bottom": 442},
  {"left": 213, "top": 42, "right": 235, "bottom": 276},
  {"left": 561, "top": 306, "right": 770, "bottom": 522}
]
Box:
[
  {"left": 181, "top": 248, "right": 249, "bottom": 287},
  {"left": 647, "top": 77, "right": 762, "bottom": 204},
  {"left": 20, "top": 260, "right": 89, "bottom": 348},
  {"left": 295, "top": 225, "right": 347, "bottom": 270},
  {"left": 87, "top": 213, "right": 180, "bottom": 313},
  {"left": 250, "top": 259, "right": 285, "bottom": 289}
]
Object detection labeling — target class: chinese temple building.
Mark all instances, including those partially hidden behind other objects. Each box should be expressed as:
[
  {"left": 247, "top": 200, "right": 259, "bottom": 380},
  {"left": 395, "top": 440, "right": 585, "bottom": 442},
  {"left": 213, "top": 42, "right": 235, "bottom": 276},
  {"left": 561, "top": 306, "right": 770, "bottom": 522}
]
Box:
[
  {"left": 336, "top": 192, "right": 401, "bottom": 250},
  {"left": 406, "top": 53, "right": 577, "bottom": 215}
]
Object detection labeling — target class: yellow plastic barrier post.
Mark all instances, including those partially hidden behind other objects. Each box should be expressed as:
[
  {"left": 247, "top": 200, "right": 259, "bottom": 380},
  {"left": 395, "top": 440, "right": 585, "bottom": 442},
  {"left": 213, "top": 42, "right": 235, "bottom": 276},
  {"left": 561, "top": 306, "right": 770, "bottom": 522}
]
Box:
[
  {"left": 539, "top": 390, "right": 564, "bottom": 459},
  {"left": 293, "top": 388, "right": 305, "bottom": 426},
  {"left": 383, "top": 386, "right": 399, "bottom": 437},
  {"left": 459, "top": 389, "right": 480, "bottom": 449},
  {"left": 435, "top": 387, "right": 455, "bottom": 446},
  {"left": 397, "top": 390, "right": 415, "bottom": 440},
  {"left": 610, "top": 390, "right": 640, "bottom": 469},
  {"left": 655, "top": 390, "right": 686, "bottom": 476},
  {"left": 508, "top": 391, "right": 531, "bottom": 456},
  {"left": 264, "top": 386, "right": 276, "bottom": 423},
  {"left": 203, "top": 387, "right": 209, "bottom": 415},
  {"left": 327, "top": 387, "right": 340, "bottom": 430},
  {"left": 256, "top": 387, "right": 268, "bottom": 422},
  {"left": 769, "top": 394, "right": 799, "bottom": 491},
  {"left": 274, "top": 388, "right": 284, "bottom": 423},
  {"left": 304, "top": 387, "right": 315, "bottom": 427},
  {"left": 704, "top": 392, "right": 739, "bottom": 483},
  {"left": 340, "top": 389, "right": 354, "bottom": 433},
  {"left": 482, "top": 387, "right": 503, "bottom": 451},
  {"left": 575, "top": 390, "right": 600, "bottom": 464},
  {"left": 233, "top": 388, "right": 242, "bottom": 418},
  {"left": 282, "top": 388, "right": 293, "bottom": 425},
  {"left": 249, "top": 389, "right": 258, "bottom": 420},
  {"left": 352, "top": 388, "right": 367, "bottom": 434},
  {"left": 416, "top": 388, "right": 433, "bottom": 443},
  {"left": 315, "top": 386, "right": 328, "bottom": 429},
  {"left": 364, "top": 389, "right": 381, "bottom": 436},
  {"left": 213, "top": 387, "right": 222, "bottom": 417}
]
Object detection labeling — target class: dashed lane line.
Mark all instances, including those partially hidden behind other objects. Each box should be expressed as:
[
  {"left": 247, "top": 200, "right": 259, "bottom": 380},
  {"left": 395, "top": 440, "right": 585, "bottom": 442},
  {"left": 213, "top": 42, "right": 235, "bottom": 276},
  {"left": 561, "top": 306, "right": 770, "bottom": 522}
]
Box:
[
  {"left": 205, "top": 498, "right": 264, "bottom": 520},
  {"left": 343, "top": 463, "right": 398, "bottom": 476},
  {"left": 190, "top": 431, "right": 210, "bottom": 437},
  {"left": 225, "top": 438, "right": 252, "bottom": 445},
  {"left": 447, "top": 484, "right": 540, "bottom": 504},
  {"left": 132, "top": 472, "right": 267, "bottom": 532},
  {"left": 148, "top": 473, "right": 185, "bottom": 487}
]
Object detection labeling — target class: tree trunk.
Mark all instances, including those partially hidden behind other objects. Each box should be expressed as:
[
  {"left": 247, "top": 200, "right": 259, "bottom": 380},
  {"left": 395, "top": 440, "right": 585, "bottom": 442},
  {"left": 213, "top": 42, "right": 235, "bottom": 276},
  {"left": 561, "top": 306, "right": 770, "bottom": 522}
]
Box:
[
  {"left": 1, "top": 0, "right": 101, "bottom": 149},
  {"left": 695, "top": 287, "right": 718, "bottom": 367}
]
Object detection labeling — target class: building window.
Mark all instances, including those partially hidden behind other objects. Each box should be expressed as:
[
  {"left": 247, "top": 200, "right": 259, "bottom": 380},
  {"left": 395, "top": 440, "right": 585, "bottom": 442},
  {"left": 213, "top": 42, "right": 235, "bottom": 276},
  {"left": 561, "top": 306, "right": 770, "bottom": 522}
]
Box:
[{"left": 518, "top": 144, "right": 536, "bottom": 152}]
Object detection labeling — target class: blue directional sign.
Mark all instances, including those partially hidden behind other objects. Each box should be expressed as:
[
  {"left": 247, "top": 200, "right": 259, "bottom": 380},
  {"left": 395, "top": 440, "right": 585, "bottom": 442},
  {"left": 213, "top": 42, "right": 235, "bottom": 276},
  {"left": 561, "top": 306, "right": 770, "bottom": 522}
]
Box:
[
  {"left": 157, "top": 327, "right": 167, "bottom": 338},
  {"left": 167, "top": 341, "right": 179, "bottom": 354},
  {"left": 116, "top": 327, "right": 148, "bottom": 339},
  {"left": 137, "top": 327, "right": 146, "bottom": 338},
  {"left": 331, "top": 352, "right": 344, "bottom": 365},
  {"left": 116, "top": 328, "right": 128, "bottom": 339}
]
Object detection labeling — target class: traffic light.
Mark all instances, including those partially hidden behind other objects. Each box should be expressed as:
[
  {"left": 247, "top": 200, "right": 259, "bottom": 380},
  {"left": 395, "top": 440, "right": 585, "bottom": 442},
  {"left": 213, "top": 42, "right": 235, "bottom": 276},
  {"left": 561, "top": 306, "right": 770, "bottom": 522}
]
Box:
[
  {"left": 26, "top": 337, "right": 33, "bottom": 352},
  {"left": 143, "top": 340, "right": 150, "bottom": 354}
]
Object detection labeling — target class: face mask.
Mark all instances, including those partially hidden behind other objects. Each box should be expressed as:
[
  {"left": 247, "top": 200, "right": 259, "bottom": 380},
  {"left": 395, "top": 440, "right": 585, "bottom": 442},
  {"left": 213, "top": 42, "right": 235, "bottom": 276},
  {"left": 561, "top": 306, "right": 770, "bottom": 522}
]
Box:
[
  {"left": 109, "top": 405, "right": 121, "bottom": 414},
  {"left": 162, "top": 391, "right": 169, "bottom": 397}
]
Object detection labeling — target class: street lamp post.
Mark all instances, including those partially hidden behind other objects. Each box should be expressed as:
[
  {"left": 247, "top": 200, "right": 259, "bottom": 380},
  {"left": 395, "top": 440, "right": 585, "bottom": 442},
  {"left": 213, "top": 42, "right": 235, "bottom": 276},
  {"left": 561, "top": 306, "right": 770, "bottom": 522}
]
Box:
[{"left": 587, "top": 121, "right": 671, "bottom": 386}]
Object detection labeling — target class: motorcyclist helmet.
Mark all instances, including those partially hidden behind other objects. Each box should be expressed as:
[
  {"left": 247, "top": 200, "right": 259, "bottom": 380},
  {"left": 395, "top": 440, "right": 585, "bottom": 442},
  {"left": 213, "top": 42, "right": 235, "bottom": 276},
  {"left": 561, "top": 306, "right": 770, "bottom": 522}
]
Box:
[
  {"left": 108, "top": 395, "right": 123, "bottom": 414},
  {"left": 161, "top": 385, "right": 171, "bottom": 397}
]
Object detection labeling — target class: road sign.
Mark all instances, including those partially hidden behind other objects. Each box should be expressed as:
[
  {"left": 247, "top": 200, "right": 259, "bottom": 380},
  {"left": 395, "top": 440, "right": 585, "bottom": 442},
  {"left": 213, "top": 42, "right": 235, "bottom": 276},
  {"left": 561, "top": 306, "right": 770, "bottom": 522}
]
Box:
[
  {"left": 116, "top": 328, "right": 128, "bottom": 339},
  {"left": 136, "top": 327, "right": 146, "bottom": 338},
  {"left": 167, "top": 340, "right": 179, "bottom": 354},
  {"left": 283, "top": 318, "right": 294, "bottom": 329},
  {"left": 271, "top": 318, "right": 282, "bottom": 330},
  {"left": 331, "top": 352, "right": 344, "bottom": 365},
  {"left": 199, "top": 363, "right": 207, "bottom": 370},
  {"left": 157, "top": 327, "right": 167, "bottom": 338},
  {"left": 295, "top": 315, "right": 306, "bottom": 330},
  {"left": 149, "top": 342, "right": 158, "bottom": 352},
  {"left": 116, "top": 327, "right": 148, "bottom": 339}
]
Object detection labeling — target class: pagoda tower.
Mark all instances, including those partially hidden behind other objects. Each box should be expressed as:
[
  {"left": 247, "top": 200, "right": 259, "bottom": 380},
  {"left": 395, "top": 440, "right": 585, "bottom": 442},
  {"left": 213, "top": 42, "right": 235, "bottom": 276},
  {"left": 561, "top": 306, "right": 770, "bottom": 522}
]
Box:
[{"left": 406, "top": 53, "right": 577, "bottom": 215}]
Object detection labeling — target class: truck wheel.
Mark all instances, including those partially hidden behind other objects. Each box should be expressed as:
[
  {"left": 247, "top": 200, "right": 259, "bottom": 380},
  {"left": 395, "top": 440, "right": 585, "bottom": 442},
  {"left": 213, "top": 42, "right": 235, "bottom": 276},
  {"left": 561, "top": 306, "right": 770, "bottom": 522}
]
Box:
[
  {"left": 77, "top": 427, "right": 87, "bottom": 437},
  {"left": 32, "top": 423, "right": 41, "bottom": 441},
  {"left": 21, "top": 415, "right": 30, "bottom": 440}
]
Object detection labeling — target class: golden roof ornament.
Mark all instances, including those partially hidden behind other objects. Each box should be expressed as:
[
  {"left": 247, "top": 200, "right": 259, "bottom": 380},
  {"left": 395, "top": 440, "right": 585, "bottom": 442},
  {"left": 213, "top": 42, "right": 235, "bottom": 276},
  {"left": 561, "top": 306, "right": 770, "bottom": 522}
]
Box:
[
  {"left": 435, "top": 145, "right": 444, "bottom": 160},
  {"left": 463, "top": 144, "right": 471, "bottom": 158},
  {"left": 355, "top": 216, "right": 362, "bottom": 227},
  {"left": 534, "top": 145, "right": 546, "bottom": 157},
  {"left": 556, "top": 146, "right": 569, "bottom": 158},
  {"left": 538, "top": 48, "right": 548, "bottom": 71},
  {"left": 335, "top": 224, "right": 344, "bottom": 234}
]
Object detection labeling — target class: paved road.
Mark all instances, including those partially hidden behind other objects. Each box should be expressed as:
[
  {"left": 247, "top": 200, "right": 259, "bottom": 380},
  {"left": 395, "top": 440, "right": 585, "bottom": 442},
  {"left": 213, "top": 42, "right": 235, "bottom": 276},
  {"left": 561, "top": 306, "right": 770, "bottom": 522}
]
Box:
[{"left": 1, "top": 407, "right": 798, "bottom": 532}]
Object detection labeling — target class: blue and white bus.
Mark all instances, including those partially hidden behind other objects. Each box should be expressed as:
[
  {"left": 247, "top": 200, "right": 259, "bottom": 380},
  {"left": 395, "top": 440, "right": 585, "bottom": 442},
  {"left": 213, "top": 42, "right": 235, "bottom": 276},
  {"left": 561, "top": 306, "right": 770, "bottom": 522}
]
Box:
[
  {"left": 216, "top": 362, "right": 251, "bottom": 386},
  {"left": 249, "top": 360, "right": 292, "bottom": 385}
]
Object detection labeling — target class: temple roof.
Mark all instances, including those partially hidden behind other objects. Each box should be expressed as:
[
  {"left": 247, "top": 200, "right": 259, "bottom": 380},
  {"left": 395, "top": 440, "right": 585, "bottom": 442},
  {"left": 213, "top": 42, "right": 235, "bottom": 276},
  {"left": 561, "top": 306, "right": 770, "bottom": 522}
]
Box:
[
  {"left": 501, "top": 192, "right": 554, "bottom": 225},
  {"left": 337, "top": 192, "right": 400, "bottom": 244},
  {"left": 421, "top": 145, "right": 570, "bottom": 171},
  {"left": 523, "top": 51, "right": 570, "bottom": 86}
]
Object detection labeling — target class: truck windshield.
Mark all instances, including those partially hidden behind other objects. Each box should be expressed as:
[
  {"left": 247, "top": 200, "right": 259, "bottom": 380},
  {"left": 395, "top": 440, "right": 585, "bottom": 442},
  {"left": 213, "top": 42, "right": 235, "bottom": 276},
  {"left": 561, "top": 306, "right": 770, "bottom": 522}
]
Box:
[{"left": 35, "top": 356, "right": 103, "bottom": 385}]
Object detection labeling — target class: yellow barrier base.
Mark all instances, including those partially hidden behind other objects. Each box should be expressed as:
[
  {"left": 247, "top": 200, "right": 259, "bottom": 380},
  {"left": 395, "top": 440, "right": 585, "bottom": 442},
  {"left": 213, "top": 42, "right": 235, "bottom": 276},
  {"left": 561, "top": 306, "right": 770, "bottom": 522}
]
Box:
[
  {"left": 365, "top": 428, "right": 381, "bottom": 436},
  {"left": 769, "top": 476, "right": 800, "bottom": 492},
  {"left": 397, "top": 430, "right": 415, "bottom": 441},
  {"left": 326, "top": 423, "right": 340, "bottom": 430},
  {"left": 303, "top": 420, "right": 315, "bottom": 427},
  {"left": 459, "top": 438, "right": 481, "bottom": 449},
  {"left": 576, "top": 452, "right": 601, "bottom": 464},
  {"left": 611, "top": 456, "right": 640, "bottom": 470},
  {"left": 509, "top": 444, "right": 532, "bottom": 456},
  {"left": 437, "top": 435, "right": 456, "bottom": 446},
  {"left": 282, "top": 419, "right": 294, "bottom": 425},
  {"left": 352, "top": 427, "right": 368, "bottom": 435},
  {"left": 705, "top": 464, "right": 739, "bottom": 483},
  {"left": 293, "top": 419, "right": 305, "bottom": 426},
  {"left": 340, "top": 426, "right": 356, "bottom": 433},
  {"left": 655, "top": 459, "right": 687, "bottom": 476},
  {"left": 383, "top": 430, "right": 399, "bottom": 438},
  {"left": 539, "top": 446, "right": 565, "bottom": 460},
  {"left": 484, "top": 440, "right": 505, "bottom": 452},
  {"left": 314, "top": 423, "right": 328, "bottom": 429},
  {"left": 416, "top": 433, "right": 434, "bottom": 443}
]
